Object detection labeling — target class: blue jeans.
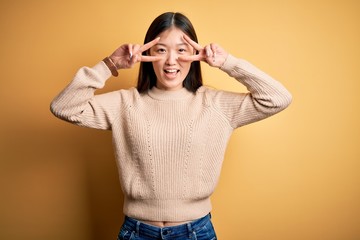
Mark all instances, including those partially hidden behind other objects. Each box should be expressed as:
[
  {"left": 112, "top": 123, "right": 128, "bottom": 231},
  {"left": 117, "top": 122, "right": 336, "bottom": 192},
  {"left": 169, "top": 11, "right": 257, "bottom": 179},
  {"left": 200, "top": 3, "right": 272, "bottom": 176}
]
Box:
[{"left": 117, "top": 213, "right": 217, "bottom": 240}]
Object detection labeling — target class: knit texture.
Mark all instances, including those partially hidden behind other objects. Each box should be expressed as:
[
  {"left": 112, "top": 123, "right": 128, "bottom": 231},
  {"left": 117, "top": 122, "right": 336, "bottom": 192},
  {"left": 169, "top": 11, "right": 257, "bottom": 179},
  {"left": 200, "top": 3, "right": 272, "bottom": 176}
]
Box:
[{"left": 50, "top": 55, "right": 292, "bottom": 221}]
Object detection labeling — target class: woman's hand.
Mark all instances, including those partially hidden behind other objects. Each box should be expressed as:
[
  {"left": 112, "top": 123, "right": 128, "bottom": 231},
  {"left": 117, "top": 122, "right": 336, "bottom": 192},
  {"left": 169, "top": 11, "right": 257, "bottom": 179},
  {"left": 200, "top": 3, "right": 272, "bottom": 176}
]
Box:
[
  {"left": 109, "top": 37, "right": 163, "bottom": 69},
  {"left": 179, "top": 35, "right": 229, "bottom": 68}
]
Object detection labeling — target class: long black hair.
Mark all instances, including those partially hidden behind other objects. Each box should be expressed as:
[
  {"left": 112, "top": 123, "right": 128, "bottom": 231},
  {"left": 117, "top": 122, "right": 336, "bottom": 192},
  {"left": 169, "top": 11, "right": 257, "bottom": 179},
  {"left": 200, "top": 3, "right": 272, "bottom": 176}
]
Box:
[{"left": 137, "top": 12, "right": 203, "bottom": 93}]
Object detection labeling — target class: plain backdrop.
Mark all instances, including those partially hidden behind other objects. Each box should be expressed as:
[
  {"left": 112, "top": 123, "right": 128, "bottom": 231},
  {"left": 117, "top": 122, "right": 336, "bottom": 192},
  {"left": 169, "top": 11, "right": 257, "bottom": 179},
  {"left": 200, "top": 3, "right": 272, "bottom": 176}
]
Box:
[{"left": 1, "top": 0, "right": 359, "bottom": 239}]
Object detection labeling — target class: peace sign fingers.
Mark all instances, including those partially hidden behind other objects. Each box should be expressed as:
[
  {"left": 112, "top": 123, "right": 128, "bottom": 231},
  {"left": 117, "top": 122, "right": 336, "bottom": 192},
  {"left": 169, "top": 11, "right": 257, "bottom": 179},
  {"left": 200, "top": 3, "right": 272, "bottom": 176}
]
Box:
[
  {"left": 138, "top": 37, "right": 160, "bottom": 54},
  {"left": 178, "top": 35, "right": 206, "bottom": 62},
  {"left": 183, "top": 34, "right": 203, "bottom": 52},
  {"left": 131, "top": 37, "right": 163, "bottom": 63},
  {"left": 179, "top": 34, "right": 228, "bottom": 68}
]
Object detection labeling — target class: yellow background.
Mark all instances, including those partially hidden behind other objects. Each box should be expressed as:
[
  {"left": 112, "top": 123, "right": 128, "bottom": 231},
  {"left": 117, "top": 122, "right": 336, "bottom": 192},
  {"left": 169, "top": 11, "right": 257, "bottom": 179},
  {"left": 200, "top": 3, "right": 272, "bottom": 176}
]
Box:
[{"left": 1, "top": 0, "right": 359, "bottom": 239}]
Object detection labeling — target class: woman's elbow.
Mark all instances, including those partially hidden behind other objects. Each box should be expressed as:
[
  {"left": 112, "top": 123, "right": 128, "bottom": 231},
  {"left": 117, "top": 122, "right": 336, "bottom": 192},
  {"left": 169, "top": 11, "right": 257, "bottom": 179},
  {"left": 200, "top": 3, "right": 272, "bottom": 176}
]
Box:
[
  {"left": 49, "top": 99, "right": 69, "bottom": 121},
  {"left": 279, "top": 90, "right": 292, "bottom": 110},
  {"left": 256, "top": 91, "right": 292, "bottom": 114}
]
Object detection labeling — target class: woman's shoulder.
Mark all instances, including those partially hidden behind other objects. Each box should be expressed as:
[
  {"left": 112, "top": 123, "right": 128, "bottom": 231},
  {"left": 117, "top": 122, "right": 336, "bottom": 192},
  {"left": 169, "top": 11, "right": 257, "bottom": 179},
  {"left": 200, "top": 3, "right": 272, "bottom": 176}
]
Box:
[
  {"left": 195, "top": 86, "right": 223, "bottom": 107},
  {"left": 115, "top": 87, "right": 142, "bottom": 102},
  {"left": 196, "top": 85, "right": 245, "bottom": 106},
  {"left": 196, "top": 85, "right": 219, "bottom": 94},
  {"left": 196, "top": 85, "right": 232, "bottom": 97},
  {"left": 98, "top": 87, "right": 141, "bottom": 108}
]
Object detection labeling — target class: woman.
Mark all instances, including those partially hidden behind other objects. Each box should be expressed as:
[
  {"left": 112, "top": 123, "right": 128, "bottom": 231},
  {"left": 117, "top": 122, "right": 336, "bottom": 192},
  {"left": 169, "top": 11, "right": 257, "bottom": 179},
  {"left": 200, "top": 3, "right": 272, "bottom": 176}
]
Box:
[{"left": 51, "top": 12, "right": 292, "bottom": 240}]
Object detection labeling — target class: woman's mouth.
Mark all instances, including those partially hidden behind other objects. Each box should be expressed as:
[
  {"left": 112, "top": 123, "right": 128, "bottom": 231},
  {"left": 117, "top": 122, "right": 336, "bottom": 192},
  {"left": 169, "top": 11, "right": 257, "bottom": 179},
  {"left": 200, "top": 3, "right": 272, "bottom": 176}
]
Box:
[{"left": 164, "top": 69, "right": 180, "bottom": 79}]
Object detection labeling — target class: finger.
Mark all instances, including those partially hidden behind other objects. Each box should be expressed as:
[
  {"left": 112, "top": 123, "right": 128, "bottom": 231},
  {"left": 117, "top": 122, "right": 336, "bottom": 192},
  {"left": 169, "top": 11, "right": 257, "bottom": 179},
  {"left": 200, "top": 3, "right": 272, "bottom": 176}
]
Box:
[
  {"left": 139, "top": 37, "right": 160, "bottom": 53},
  {"left": 182, "top": 35, "right": 203, "bottom": 51},
  {"left": 132, "top": 44, "right": 141, "bottom": 55},
  {"left": 211, "top": 43, "right": 217, "bottom": 60},
  {"left": 130, "top": 45, "right": 141, "bottom": 64},
  {"left": 205, "top": 45, "right": 213, "bottom": 58},
  {"left": 128, "top": 44, "right": 133, "bottom": 59},
  {"left": 178, "top": 54, "right": 203, "bottom": 62},
  {"left": 140, "top": 55, "right": 163, "bottom": 62}
]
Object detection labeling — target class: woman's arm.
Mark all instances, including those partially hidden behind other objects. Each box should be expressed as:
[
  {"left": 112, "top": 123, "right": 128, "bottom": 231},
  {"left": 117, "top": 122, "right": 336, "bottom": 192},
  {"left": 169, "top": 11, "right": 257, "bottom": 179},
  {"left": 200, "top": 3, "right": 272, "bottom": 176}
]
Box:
[
  {"left": 180, "top": 35, "right": 292, "bottom": 128},
  {"left": 214, "top": 55, "right": 292, "bottom": 128},
  {"left": 50, "top": 61, "right": 121, "bottom": 130},
  {"left": 50, "top": 38, "right": 163, "bottom": 130}
]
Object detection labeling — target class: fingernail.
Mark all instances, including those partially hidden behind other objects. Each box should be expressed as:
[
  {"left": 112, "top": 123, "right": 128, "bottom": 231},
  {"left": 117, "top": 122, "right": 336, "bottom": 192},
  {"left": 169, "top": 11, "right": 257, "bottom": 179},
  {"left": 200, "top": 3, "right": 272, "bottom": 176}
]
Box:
[{"left": 206, "top": 49, "right": 210, "bottom": 57}]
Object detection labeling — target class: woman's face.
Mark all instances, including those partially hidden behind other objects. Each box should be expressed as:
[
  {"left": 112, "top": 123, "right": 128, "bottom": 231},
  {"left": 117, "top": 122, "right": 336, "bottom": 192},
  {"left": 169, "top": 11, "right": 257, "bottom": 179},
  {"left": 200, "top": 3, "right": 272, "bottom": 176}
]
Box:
[{"left": 149, "top": 27, "right": 194, "bottom": 91}]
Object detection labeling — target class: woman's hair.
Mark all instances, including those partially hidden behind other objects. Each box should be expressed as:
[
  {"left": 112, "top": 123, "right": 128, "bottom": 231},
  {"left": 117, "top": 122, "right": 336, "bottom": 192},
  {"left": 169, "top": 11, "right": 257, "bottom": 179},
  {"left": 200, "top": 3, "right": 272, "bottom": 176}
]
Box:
[{"left": 137, "top": 12, "right": 203, "bottom": 93}]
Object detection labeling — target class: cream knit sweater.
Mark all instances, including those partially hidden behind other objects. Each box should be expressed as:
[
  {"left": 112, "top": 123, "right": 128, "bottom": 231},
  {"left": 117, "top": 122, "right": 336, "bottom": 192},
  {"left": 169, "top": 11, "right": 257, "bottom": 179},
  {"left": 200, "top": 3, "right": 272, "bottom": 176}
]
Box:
[{"left": 51, "top": 55, "right": 292, "bottom": 222}]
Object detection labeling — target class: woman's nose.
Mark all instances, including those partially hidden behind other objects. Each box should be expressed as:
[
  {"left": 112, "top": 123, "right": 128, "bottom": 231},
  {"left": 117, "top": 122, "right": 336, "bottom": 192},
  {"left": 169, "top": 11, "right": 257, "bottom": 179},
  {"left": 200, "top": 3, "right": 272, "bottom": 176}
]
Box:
[{"left": 165, "top": 51, "right": 178, "bottom": 65}]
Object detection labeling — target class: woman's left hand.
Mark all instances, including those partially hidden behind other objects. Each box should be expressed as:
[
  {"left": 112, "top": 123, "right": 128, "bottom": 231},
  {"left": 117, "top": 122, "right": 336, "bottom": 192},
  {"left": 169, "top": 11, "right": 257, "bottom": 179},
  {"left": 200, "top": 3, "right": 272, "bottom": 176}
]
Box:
[{"left": 179, "top": 35, "right": 229, "bottom": 68}]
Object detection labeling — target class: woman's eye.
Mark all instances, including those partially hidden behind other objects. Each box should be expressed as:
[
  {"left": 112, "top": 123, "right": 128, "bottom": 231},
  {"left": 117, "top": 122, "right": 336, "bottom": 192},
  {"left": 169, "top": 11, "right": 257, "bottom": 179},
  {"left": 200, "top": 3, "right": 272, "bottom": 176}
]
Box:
[
  {"left": 179, "top": 48, "right": 187, "bottom": 53},
  {"left": 157, "top": 49, "right": 166, "bottom": 53}
]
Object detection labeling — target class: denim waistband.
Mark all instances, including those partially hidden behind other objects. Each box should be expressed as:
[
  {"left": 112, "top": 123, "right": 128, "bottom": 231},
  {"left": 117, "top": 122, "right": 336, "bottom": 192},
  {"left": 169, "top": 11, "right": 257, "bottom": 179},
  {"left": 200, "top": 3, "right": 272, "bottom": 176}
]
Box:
[{"left": 122, "top": 213, "right": 211, "bottom": 239}]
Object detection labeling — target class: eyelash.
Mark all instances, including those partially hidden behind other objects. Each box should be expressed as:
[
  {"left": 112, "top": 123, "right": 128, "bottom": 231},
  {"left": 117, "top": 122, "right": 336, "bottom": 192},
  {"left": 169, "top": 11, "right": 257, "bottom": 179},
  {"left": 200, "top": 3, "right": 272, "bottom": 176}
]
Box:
[
  {"left": 157, "top": 49, "right": 166, "bottom": 53},
  {"left": 156, "top": 48, "right": 187, "bottom": 54}
]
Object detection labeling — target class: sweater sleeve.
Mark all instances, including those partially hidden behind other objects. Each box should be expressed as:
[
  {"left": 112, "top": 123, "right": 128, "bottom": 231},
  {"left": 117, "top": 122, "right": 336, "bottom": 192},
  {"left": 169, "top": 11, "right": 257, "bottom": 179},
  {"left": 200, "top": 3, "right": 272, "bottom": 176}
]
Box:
[
  {"left": 50, "top": 61, "right": 122, "bottom": 130},
  {"left": 210, "top": 54, "right": 292, "bottom": 129}
]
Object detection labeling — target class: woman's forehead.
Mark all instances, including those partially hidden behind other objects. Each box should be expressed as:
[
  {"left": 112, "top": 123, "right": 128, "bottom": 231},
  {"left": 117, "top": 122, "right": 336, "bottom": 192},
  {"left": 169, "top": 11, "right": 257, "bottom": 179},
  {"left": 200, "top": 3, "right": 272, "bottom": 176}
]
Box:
[{"left": 156, "top": 28, "right": 190, "bottom": 46}]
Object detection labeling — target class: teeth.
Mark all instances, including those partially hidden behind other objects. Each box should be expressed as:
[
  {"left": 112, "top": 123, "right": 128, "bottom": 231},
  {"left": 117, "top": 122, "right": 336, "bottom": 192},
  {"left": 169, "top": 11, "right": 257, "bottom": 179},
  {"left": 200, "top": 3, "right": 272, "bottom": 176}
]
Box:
[{"left": 165, "top": 69, "right": 177, "bottom": 73}]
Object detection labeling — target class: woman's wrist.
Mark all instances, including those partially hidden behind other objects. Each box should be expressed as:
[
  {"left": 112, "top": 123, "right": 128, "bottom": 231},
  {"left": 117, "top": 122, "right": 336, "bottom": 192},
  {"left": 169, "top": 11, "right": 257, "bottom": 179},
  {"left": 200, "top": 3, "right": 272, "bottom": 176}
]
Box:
[{"left": 102, "top": 56, "right": 119, "bottom": 77}]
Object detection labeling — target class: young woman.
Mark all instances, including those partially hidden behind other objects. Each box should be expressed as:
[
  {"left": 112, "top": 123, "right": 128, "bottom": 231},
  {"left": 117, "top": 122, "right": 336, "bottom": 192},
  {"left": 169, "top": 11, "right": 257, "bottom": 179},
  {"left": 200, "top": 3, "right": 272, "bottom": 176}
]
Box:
[{"left": 51, "top": 12, "right": 292, "bottom": 240}]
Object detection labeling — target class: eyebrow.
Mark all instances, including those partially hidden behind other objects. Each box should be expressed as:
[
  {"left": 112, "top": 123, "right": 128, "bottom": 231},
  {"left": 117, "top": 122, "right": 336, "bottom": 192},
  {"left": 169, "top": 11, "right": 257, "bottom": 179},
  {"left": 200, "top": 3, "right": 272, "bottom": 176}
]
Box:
[{"left": 154, "top": 43, "right": 189, "bottom": 47}]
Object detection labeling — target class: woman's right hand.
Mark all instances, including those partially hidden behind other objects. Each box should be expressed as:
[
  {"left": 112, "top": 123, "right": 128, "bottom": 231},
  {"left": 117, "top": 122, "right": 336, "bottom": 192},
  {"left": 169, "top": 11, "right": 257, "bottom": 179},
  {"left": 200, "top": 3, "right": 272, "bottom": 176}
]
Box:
[{"left": 109, "top": 37, "right": 163, "bottom": 69}]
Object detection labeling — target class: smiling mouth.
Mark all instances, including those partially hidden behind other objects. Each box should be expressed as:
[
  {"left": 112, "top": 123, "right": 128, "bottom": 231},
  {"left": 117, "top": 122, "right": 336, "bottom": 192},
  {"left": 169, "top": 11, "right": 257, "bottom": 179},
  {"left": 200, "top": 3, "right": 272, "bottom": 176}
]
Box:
[{"left": 164, "top": 69, "right": 180, "bottom": 73}]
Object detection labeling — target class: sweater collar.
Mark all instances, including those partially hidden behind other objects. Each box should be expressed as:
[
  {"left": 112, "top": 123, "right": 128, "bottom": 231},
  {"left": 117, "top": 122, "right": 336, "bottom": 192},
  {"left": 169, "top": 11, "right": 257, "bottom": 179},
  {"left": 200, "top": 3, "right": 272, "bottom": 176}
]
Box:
[{"left": 147, "top": 87, "right": 194, "bottom": 101}]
